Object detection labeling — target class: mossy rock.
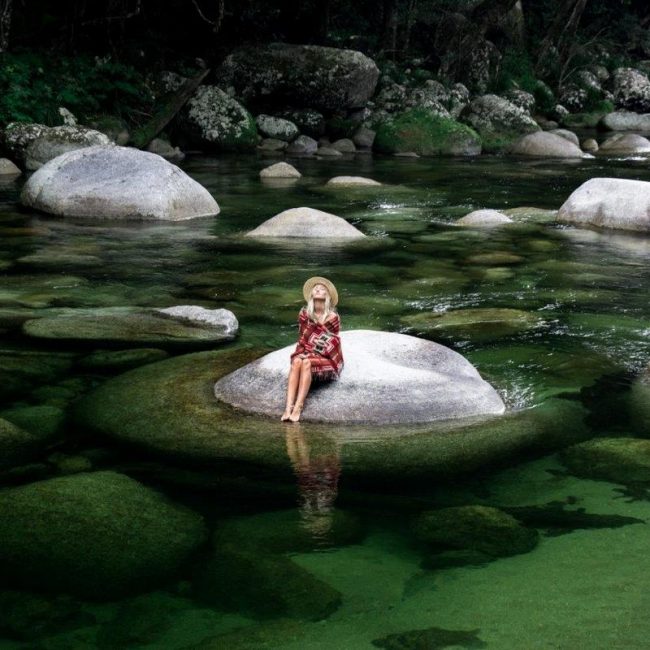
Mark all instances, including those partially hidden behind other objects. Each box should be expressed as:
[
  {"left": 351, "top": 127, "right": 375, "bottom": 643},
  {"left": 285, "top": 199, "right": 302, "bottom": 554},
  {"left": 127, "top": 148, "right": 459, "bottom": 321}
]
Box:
[
  {"left": 193, "top": 545, "right": 341, "bottom": 621},
  {"left": 559, "top": 438, "right": 650, "bottom": 484},
  {"left": 413, "top": 505, "right": 539, "bottom": 557},
  {"left": 373, "top": 626, "right": 487, "bottom": 649},
  {"left": 0, "top": 349, "right": 74, "bottom": 400},
  {"left": 0, "top": 416, "right": 58, "bottom": 470},
  {"left": 374, "top": 109, "right": 481, "bottom": 156},
  {"left": 0, "top": 471, "right": 208, "bottom": 599},
  {"left": 0, "top": 405, "right": 65, "bottom": 440},
  {"left": 77, "top": 348, "right": 169, "bottom": 372}
]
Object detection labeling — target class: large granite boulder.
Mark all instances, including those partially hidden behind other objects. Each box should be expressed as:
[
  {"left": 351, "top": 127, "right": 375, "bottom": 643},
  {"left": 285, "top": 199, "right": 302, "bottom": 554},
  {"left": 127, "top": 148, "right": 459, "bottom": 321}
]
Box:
[
  {"left": 600, "top": 111, "right": 650, "bottom": 131},
  {"left": 0, "top": 471, "right": 207, "bottom": 599},
  {"left": 245, "top": 207, "right": 365, "bottom": 239},
  {"left": 22, "top": 305, "right": 238, "bottom": 347},
  {"left": 20, "top": 145, "right": 219, "bottom": 221},
  {"left": 507, "top": 131, "right": 585, "bottom": 158},
  {"left": 22, "top": 125, "right": 112, "bottom": 170},
  {"left": 598, "top": 133, "right": 650, "bottom": 155},
  {"left": 460, "top": 94, "right": 539, "bottom": 152},
  {"left": 216, "top": 43, "right": 379, "bottom": 112},
  {"left": 557, "top": 178, "right": 650, "bottom": 232},
  {"left": 176, "top": 85, "right": 257, "bottom": 152},
  {"left": 213, "top": 330, "right": 505, "bottom": 424},
  {"left": 611, "top": 67, "right": 650, "bottom": 113}
]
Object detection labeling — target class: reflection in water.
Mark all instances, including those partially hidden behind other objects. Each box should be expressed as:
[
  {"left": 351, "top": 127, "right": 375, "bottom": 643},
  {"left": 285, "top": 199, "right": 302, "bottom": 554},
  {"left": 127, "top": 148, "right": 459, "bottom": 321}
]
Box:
[{"left": 285, "top": 424, "right": 342, "bottom": 540}]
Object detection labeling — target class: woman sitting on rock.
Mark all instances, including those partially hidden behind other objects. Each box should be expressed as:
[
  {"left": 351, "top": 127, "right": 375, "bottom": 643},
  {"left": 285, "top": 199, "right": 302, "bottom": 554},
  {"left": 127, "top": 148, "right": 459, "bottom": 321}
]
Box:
[{"left": 281, "top": 277, "right": 343, "bottom": 422}]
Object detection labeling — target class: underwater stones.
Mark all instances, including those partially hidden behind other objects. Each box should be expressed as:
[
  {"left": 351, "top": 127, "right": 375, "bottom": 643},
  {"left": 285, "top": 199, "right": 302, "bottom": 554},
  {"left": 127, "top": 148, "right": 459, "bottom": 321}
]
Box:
[
  {"left": 193, "top": 545, "right": 342, "bottom": 621},
  {"left": 0, "top": 405, "right": 65, "bottom": 441},
  {"left": 0, "top": 349, "right": 74, "bottom": 400},
  {"left": 456, "top": 209, "right": 513, "bottom": 227},
  {"left": 372, "top": 626, "right": 487, "bottom": 650},
  {"left": 0, "top": 417, "right": 56, "bottom": 470},
  {"left": 77, "top": 348, "right": 169, "bottom": 372},
  {"left": 214, "top": 330, "right": 505, "bottom": 423},
  {"left": 22, "top": 305, "right": 238, "bottom": 347},
  {"left": 245, "top": 207, "right": 366, "bottom": 239},
  {"left": 508, "top": 131, "right": 585, "bottom": 157},
  {"left": 255, "top": 114, "right": 299, "bottom": 141},
  {"left": 20, "top": 145, "right": 220, "bottom": 221},
  {"left": 557, "top": 178, "right": 650, "bottom": 232},
  {"left": 413, "top": 505, "right": 539, "bottom": 558},
  {"left": 466, "top": 252, "right": 523, "bottom": 264},
  {"left": 213, "top": 509, "right": 365, "bottom": 554},
  {"left": 559, "top": 438, "right": 650, "bottom": 484},
  {"left": 217, "top": 43, "right": 380, "bottom": 112},
  {"left": 258, "top": 137, "right": 287, "bottom": 152},
  {"left": 0, "top": 471, "right": 207, "bottom": 599},
  {"left": 402, "top": 308, "right": 541, "bottom": 341},
  {"left": 326, "top": 176, "right": 381, "bottom": 187},
  {"left": 259, "top": 162, "right": 301, "bottom": 179},
  {"left": 598, "top": 133, "right": 650, "bottom": 155}
]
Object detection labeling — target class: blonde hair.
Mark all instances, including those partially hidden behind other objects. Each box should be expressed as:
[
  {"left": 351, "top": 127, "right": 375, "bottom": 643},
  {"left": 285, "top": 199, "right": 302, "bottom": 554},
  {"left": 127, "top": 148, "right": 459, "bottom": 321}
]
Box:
[{"left": 306, "top": 288, "right": 334, "bottom": 323}]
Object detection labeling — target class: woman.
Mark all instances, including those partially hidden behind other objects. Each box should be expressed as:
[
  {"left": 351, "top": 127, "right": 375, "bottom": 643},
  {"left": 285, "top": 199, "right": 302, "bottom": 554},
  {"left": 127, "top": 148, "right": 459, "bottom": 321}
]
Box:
[{"left": 281, "top": 276, "right": 343, "bottom": 422}]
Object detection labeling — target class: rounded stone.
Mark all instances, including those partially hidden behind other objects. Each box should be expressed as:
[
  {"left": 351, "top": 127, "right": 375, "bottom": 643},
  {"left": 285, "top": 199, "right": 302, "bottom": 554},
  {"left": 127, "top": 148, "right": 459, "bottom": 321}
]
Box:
[
  {"left": 548, "top": 128, "right": 579, "bottom": 145},
  {"left": 255, "top": 114, "right": 299, "bottom": 142},
  {"left": 456, "top": 209, "right": 513, "bottom": 227},
  {"left": 0, "top": 471, "right": 207, "bottom": 599},
  {"left": 214, "top": 330, "right": 505, "bottom": 423},
  {"left": 600, "top": 111, "right": 650, "bottom": 131},
  {"left": 0, "top": 158, "right": 21, "bottom": 175},
  {"left": 316, "top": 146, "right": 343, "bottom": 157},
  {"left": 557, "top": 177, "right": 650, "bottom": 232},
  {"left": 598, "top": 133, "right": 650, "bottom": 155},
  {"left": 260, "top": 162, "right": 301, "bottom": 179},
  {"left": 20, "top": 145, "right": 219, "bottom": 221},
  {"left": 582, "top": 138, "right": 599, "bottom": 153},
  {"left": 245, "top": 207, "right": 366, "bottom": 239},
  {"left": 325, "top": 176, "right": 381, "bottom": 187},
  {"left": 286, "top": 135, "right": 318, "bottom": 156},
  {"left": 508, "top": 131, "right": 585, "bottom": 157}
]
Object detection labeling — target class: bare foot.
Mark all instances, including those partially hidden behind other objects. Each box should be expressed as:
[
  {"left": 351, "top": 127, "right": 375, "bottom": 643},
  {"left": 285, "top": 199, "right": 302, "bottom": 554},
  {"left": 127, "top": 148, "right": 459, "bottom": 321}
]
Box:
[
  {"left": 280, "top": 405, "right": 293, "bottom": 422},
  {"left": 288, "top": 402, "right": 303, "bottom": 422}
]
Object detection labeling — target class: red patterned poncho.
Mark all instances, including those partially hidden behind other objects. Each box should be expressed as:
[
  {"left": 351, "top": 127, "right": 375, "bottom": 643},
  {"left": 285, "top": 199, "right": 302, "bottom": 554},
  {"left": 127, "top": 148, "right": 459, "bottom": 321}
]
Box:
[{"left": 290, "top": 307, "right": 344, "bottom": 381}]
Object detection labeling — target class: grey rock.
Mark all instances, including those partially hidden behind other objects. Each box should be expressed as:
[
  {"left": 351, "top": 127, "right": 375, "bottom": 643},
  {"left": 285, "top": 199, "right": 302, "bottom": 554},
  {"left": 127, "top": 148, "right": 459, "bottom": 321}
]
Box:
[
  {"left": 260, "top": 162, "right": 301, "bottom": 179},
  {"left": 286, "top": 134, "right": 318, "bottom": 156},
  {"left": 456, "top": 209, "right": 513, "bottom": 227},
  {"left": 214, "top": 330, "right": 505, "bottom": 423},
  {"left": 557, "top": 177, "right": 650, "bottom": 232},
  {"left": 20, "top": 145, "right": 219, "bottom": 221},
  {"left": 255, "top": 114, "right": 299, "bottom": 142},
  {"left": 0, "top": 122, "right": 49, "bottom": 167},
  {"left": 145, "top": 138, "right": 185, "bottom": 162},
  {"left": 330, "top": 138, "right": 356, "bottom": 153},
  {"left": 316, "top": 146, "right": 343, "bottom": 157},
  {"left": 598, "top": 133, "right": 650, "bottom": 155},
  {"left": 0, "top": 158, "right": 21, "bottom": 175},
  {"left": 548, "top": 128, "right": 579, "bottom": 146},
  {"left": 504, "top": 89, "right": 535, "bottom": 114},
  {"left": 508, "top": 131, "right": 585, "bottom": 157},
  {"left": 600, "top": 111, "right": 650, "bottom": 131},
  {"left": 352, "top": 126, "right": 376, "bottom": 149},
  {"left": 279, "top": 109, "right": 326, "bottom": 138},
  {"left": 258, "top": 138, "right": 288, "bottom": 152},
  {"left": 325, "top": 176, "right": 380, "bottom": 187},
  {"left": 245, "top": 207, "right": 365, "bottom": 239},
  {"left": 612, "top": 67, "right": 650, "bottom": 112},
  {"left": 24, "top": 126, "right": 112, "bottom": 170},
  {"left": 582, "top": 138, "right": 599, "bottom": 153}
]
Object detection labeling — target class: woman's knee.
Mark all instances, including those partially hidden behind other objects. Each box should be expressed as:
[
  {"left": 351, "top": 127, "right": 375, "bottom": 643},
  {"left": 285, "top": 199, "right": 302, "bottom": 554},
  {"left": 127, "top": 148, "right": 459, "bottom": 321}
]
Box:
[
  {"left": 301, "top": 358, "right": 311, "bottom": 370},
  {"left": 291, "top": 357, "right": 303, "bottom": 370}
]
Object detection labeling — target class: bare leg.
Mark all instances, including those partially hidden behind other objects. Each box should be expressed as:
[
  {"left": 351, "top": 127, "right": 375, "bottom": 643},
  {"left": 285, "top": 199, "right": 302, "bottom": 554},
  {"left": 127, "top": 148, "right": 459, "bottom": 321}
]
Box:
[
  {"left": 282, "top": 358, "right": 303, "bottom": 420},
  {"left": 290, "top": 358, "right": 312, "bottom": 422}
]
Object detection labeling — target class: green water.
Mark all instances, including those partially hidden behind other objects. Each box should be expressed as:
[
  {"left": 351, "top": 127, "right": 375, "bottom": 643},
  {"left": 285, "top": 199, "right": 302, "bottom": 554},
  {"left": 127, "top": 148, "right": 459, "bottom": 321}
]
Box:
[{"left": 2, "top": 152, "right": 650, "bottom": 648}]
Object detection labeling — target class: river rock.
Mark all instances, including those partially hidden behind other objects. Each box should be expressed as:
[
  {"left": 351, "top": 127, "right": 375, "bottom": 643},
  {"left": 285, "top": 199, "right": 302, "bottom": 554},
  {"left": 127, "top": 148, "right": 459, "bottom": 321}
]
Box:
[
  {"left": 456, "top": 209, "right": 513, "bottom": 227},
  {"left": 557, "top": 178, "right": 650, "bottom": 232},
  {"left": 217, "top": 43, "right": 380, "bottom": 112},
  {"left": 258, "top": 138, "right": 288, "bottom": 152},
  {"left": 0, "top": 158, "right": 21, "bottom": 175},
  {"left": 598, "top": 133, "right": 650, "bottom": 155},
  {"left": 0, "top": 471, "right": 207, "bottom": 598},
  {"left": 0, "top": 122, "right": 49, "bottom": 167},
  {"left": 582, "top": 138, "right": 599, "bottom": 153},
  {"left": 77, "top": 348, "right": 169, "bottom": 372},
  {"left": 600, "top": 111, "right": 650, "bottom": 131},
  {"left": 255, "top": 115, "right": 299, "bottom": 142},
  {"left": 559, "top": 438, "right": 650, "bottom": 484},
  {"left": 353, "top": 126, "right": 376, "bottom": 149},
  {"left": 260, "top": 162, "right": 301, "bottom": 179},
  {"left": 326, "top": 176, "right": 380, "bottom": 187},
  {"left": 20, "top": 145, "right": 219, "bottom": 221},
  {"left": 214, "top": 330, "right": 505, "bottom": 423},
  {"left": 286, "top": 135, "right": 318, "bottom": 156},
  {"left": 22, "top": 305, "right": 238, "bottom": 347},
  {"left": 413, "top": 505, "right": 539, "bottom": 557},
  {"left": 508, "top": 131, "right": 584, "bottom": 157},
  {"left": 330, "top": 138, "right": 356, "bottom": 153},
  {"left": 246, "top": 207, "right": 365, "bottom": 239},
  {"left": 0, "top": 416, "right": 58, "bottom": 470},
  {"left": 279, "top": 109, "right": 326, "bottom": 137},
  {"left": 317, "top": 146, "right": 343, "bottom": 157},
  {"left": 146, "top": 138, "right": 185, "bottom": 162},
  {"left": 177, "top": 85, "right": 257, "bottom": 152},
  {"left": 612, "top": 67, "right": 650, "bottom": 112},
  {"left": 24, "top": 125, "right": 112, "bottom": 171},
  {"left": 461, "top": 94, "right": 539, "bottom": 151},
  {"left": 548, "top": 128, "right": 579, "bottom": 146}
]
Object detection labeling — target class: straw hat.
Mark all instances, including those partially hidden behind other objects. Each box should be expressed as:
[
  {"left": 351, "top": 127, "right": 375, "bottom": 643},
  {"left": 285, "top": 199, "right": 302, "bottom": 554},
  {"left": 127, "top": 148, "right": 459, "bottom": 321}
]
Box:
[{"left": 303, "top": 276, "right": 338, "bottom": 306}]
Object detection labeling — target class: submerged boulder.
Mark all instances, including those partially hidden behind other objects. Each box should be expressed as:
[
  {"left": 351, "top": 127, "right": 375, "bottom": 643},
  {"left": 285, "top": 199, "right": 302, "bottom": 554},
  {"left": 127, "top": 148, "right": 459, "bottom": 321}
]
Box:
[
  {"left": 456, "top": 209, "right": 513, "bottom": 227},
  {"left": 0, "top": 471, "right": 207, "bottom": 599},
  {"left": 216, "top": 43, "right": 380, "bottom": 112},
  {"left": 0, "top": 416, "right": 57, "bottom": 470},
  {"left": 214, "top": 330, "right": 505, "bottom": 423},
  {"left": 326, "top": 176, "right": 381, "bottom": 187},
  {"left": 557, "top": 178, "right": 650, "bottom": 232},
  {"left": 260, "top": 162, "right": 301, "bottom": 179},
  {"left": 598, "top": 133, "right": 650, "bottom": 155},
  {"left": 245, "top": 207, "right": 365, "bottom": 239},
  {"left": 508, "top": 131, "right": 584, "bottom": 157},
  {"left": 20, "top": 145, "right": 219, "bottom": 221}
]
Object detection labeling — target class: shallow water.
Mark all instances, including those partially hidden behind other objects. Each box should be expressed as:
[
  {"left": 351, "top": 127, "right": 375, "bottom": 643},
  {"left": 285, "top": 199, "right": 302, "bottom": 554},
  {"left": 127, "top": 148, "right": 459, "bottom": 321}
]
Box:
[{"left": 2, "top": 151, "right": 650, "bottom": 648}]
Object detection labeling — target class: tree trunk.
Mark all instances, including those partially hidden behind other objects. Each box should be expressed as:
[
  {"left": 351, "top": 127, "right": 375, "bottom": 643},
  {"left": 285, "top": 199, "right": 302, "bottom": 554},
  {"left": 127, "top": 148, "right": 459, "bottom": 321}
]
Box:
[{"left": 0, "top": 0, "right": 12, "bottom": 52}]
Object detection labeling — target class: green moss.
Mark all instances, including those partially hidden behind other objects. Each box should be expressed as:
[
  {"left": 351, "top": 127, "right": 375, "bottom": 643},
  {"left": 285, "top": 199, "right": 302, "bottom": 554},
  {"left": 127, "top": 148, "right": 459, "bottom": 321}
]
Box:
[
  {"left": 326, "top": 116, "right": 357, "bottom": 139},
  {"left": 374, "top": 109, "right": 481, "bottom": 156}
]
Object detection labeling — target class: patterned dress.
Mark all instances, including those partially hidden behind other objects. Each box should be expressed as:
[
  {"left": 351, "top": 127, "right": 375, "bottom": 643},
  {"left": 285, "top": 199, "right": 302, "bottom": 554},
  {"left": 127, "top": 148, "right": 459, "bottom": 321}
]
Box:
[{"left": 290, "top": 307, "right": 344, "bottom": 381}]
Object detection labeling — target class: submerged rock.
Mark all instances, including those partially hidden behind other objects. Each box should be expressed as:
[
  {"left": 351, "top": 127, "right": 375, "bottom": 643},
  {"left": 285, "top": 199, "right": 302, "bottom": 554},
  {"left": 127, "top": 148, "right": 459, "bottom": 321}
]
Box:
[
  {"left": 326, "top": 176, "right": 381, "bottom": 187},
  {"left": 0, "top": 471, "right": 207, "bottom": 599},
  {"left": 456, "top": 209, "right": 513, "bottom": 227},
  {"left": 557, "top": 177, "right": 650, "bottom": 232},
  {"left": 508, "top": 131, "right": 584, "bottom": 157},
  {"left": 598, "top": 133, "right": 650, "bottom": 155},
  {"left": 372, "top": 626, "right": 487, "bottom": 649},
  {"left": 245, "top": 207, "right": 365, "bottom": 239},
  {"left": 259, "top": 162, "right": 301, "bottom": 179},
  {"left": 0, "top": 416, "right": 57, "bottom": 470},
  {"left": 77, "top": 348, "right": 169, "bottom": 372},
  {"left": 214, "top": 330, "right": 505, "bottom": 423},
  {"left": 22, "top": 305, "right": 238, "bottom": 347},
  {"left": 20, "top": 145, "right": 219, "bottom": 221}
]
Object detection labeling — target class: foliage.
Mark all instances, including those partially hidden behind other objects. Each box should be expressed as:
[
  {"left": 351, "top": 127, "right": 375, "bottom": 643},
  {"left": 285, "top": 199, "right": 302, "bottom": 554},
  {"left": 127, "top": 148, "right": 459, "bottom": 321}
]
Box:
[
  {"left": 0, "top": 49, "right": 153, "bottom": 128},
  {"left": 492, "top": 49, "right": 537, "bottom": 94}
]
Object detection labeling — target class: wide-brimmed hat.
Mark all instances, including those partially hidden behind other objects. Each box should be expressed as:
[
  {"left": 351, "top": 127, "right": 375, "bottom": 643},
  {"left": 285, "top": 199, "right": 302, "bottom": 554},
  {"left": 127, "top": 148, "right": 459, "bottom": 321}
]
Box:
[{"left": 303, "top": 276, "right": 338, "bottom": 306}]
